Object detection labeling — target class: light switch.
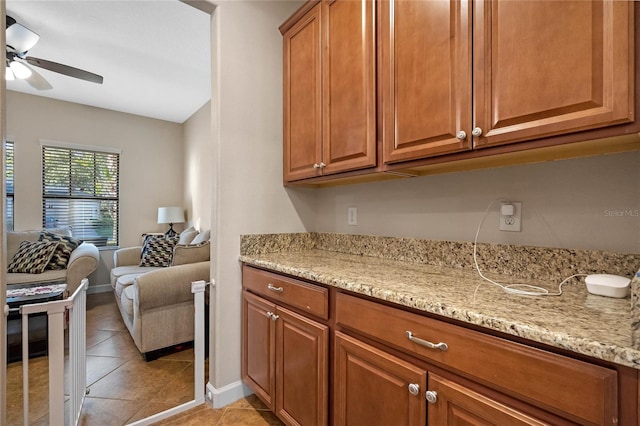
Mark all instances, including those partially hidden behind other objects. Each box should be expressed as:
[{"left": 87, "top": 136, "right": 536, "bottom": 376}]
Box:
[{"left": 348, "top": 207, "right": 357, "bottom": 226}]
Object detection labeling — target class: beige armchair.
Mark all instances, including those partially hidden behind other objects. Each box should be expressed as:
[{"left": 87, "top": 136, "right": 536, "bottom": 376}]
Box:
[
  {"left": 6, "top": 228, "right": 99, "bottom": 295},
  {"left": 110, "top": 238, "right": 210, "bottom": 359}
]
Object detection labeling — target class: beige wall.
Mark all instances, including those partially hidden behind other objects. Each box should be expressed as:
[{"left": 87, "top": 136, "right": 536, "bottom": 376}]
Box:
[
  {"left": 315, "top": 151, "right": 640, "bottom": 253},
  {"left": 6, "top": 91, "right": 186, "bottom": 287},
  {"left": 183, "top": 100, "right": 212, "bottom": 232},
  {"left": 210, "top": 0, "right": 315, "bottom": 390}
]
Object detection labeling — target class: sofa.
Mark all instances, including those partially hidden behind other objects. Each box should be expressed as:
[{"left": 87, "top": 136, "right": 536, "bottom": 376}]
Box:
[
  {"left": 110, "top": 228, "right": 210, "bottom": 359},
  {"left": 6, "top": 227, "right": 100, "bottom": 295}
]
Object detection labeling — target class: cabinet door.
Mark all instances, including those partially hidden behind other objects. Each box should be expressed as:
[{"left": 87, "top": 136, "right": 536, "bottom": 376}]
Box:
[
  {"left": 275, "top": 306, "right": 329, "bottom": 426},
  {"left": 381, "top": 0, "right": 472, "bottom": 164},
  {"left": 322, "top": 0, "right": 377, "bottom": 175},
  {"left": 427, "top": 373, "right": 547, "bottom": 426},
  {"left": 334, "top": 331, "right": 426, "bottom": 426},
  {"left": 474, "top": 0, "right": 634, "bottom": 148},
  {"left": 283, "top": 4, "right": 323, "bottom": 181},
  {"left": 242, "top": 291, "right": 276, "bottom": 409}
]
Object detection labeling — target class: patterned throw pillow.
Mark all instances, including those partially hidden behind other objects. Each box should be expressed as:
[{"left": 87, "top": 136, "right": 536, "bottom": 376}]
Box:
[
  {"left": 8, "top": 240, "right": 60, "bottom": 274},
  {"left": 140, "top": 234, "right": 179, "bottom": 267},
  {"left": 39, "top": 231, "right": 83, "bottom": 270}
]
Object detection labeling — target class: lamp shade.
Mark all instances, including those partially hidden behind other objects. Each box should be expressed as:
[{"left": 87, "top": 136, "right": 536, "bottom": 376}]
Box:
[{"left": 157, "top": 207, "right": 185, "bottom": 224}]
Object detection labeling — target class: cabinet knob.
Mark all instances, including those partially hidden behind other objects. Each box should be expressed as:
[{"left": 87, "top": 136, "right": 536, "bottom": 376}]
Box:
[
  {"left": 319, "top": 162, "right": 326, "bottom": 168},
  {"left": 266, "top": 311, "right": 279, "bottom": 321},
  {"left": 426, "top": 390, "right": 438, "bottom": 404},
  {"left": 313, "top": 163, "right": 321, "bottom": 169},
  {"left": 456, "top": 130, "right": 467, "bottom": 141},
  {"left": 472, "top": 127, "right": 483, "bottom": 137},
  {"left": 407, "top": 383, "right": 420, "bottom": 396}
]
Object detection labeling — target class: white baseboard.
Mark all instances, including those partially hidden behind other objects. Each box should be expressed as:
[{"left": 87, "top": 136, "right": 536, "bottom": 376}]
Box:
[
  {"left": 126, "top": 399, "right": 203, "bottom": 425},
  {"left": 206, "top": 380, "right": 253, "bottom": 409},
  {"left": 86, "top": 284, "right": 112, "bottom": 294}
]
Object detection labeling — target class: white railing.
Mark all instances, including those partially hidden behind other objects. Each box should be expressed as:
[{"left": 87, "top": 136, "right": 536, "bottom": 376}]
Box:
[
  {"left": 126, "top": 280, "right": 212, "bottom": 426},
  {"left": 19, "top": 278, "right": 88, "bottom": 426},
  {"left": 68, "top": 279, "right": 88, "bottom": 426}
]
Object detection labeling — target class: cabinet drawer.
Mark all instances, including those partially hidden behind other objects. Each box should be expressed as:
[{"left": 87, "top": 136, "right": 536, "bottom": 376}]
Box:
[
  {"left": 243, "top": 265, "right": 329, "bottom": 320},
  {"left": 335, "top": 292, "right": 618, "bottom": 426}
]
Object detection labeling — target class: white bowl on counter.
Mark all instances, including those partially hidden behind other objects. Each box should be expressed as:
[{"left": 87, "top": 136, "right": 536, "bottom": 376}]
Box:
[{"left": 584, "top": 274, "right": 631, "bottom": 298}]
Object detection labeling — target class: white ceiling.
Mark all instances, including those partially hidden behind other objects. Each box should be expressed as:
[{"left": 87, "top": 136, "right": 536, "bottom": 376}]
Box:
[{"left": 5, "top": 0, "right": 211, "bottom": 124}]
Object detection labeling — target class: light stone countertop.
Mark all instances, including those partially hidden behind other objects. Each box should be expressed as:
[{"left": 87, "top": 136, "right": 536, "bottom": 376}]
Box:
[{"left": 240, "top": 249, "right": 640, "bottom": 370}]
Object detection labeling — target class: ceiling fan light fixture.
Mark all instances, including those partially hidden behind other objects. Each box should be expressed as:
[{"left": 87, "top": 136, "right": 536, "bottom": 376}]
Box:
[
  {"left": 6, "top": 22, "right": 40, "bottom": 53},
  {"left": 9, "top": 60, "right": 32, "bottom": 79},
  {"left": 5, "top": 66, "right": 15, "bottom": 80}
]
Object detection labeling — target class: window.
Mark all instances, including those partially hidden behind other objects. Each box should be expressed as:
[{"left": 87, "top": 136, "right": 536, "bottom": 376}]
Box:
[
  {"left": 5, "top": 140, "right": 14, "bottom": 231},
  {"left": 42, "top": 144, "right": 119, "bottom": 247}
]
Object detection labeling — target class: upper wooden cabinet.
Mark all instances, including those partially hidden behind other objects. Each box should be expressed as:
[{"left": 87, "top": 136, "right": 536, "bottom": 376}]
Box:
[
  {"left": 381, "top": 0, "right": 472, "bottom": 163},
  {"left": 282, "top": 5, "right": 322, "bottom": 182},
  {"left": 382, "top": 0, "right": 636, "bottom": 165},
  {"left": 474, "top": 0, "right": 635, "bottom": 149},
  {"left": 282, "top": 0, "right": 377, "bottom": 182}
]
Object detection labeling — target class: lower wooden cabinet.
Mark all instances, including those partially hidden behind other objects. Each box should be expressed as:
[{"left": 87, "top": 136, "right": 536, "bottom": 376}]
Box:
[
  {"left": 334, "top": 292, "right": 618, "bottom": 425},
  {"left": 242, "top": 265, "right": 637, "bottom": 425},
  {"left": 334, "top": 331, "right": 426, "bottom": 426},
  {"left": 335, "top": 331, "right": 552, "bottom": 426},
  {"left": 426, "top": 373, "right": 548, "bottom": 426},
  {"left": 242, "top": 290, "right": 276, "bottom": 407},
  {"left": 242, "top": 290, "right": 328, "bottom": 426}
]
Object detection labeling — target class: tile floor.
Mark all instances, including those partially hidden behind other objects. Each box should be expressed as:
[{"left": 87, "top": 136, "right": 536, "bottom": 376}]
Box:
[{"left": 5, "top": 292, "right": 283, "bottom": 425}]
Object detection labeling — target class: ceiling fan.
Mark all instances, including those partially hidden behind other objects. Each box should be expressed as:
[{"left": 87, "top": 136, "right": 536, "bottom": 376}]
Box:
[{"left": 5, "top": 15, "right": 103, "bottom": 90}]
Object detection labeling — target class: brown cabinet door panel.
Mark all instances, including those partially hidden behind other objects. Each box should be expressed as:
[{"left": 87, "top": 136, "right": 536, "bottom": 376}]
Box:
[
  {"left": 334, "top": 331, "right": 426, "bottom": 426},
  {"left": 284, "top": 4, "right": 323, "bottom": 181},
  {"left": 382, "top": 0, "right": 472, "bottom": 163},
  {"left": 242, "top": 291, "right": 276, "bottom": 409},
  {"left": 427, "top": 373, "right": 548, "bottom": 426},
  {"left": 276, "top": 306, "right": 328, "bottom": 426},
  {"left": 322, "top": 0, "right": 377, "bottom": 174},
  {"left": 474, "top": 0, "right": 634, "bottom": 148}
]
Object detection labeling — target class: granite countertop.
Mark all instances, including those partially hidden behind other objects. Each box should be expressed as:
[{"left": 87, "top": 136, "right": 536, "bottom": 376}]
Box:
[{"left": 241, "top": 249, "right": 640, "bottom": 370}]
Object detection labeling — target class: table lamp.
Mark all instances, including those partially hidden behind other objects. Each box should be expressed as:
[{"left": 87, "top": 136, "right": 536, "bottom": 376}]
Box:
[{"left": 157, "top": 207, "right": 185, "bottom": 237}]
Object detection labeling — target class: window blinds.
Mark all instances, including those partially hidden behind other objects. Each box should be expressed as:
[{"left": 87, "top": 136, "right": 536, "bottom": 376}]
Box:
[
  {"left": 42, "top": 145, "right": 119, "bottom": 246},
  {"left": 5, "top": 141, "right": 14, "bottom": 231}
]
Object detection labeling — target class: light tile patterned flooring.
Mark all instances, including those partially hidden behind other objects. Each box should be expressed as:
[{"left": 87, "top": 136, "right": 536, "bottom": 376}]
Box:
[{"left": 6, "top": 292, "right": 283, "bottom": 425}]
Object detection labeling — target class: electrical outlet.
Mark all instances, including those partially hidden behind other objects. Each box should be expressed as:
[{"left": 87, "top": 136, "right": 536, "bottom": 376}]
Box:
[
  {"left": 499, "top": 201, "right": 521, "bottom": 232},
  {"left": 348, "top": 207, "right": 357, "bottom": 226}
]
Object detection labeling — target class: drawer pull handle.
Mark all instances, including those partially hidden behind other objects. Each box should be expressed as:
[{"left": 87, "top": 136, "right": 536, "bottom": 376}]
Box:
[
  {"left": 267, "top": 283, "right": 284, "bottom": 293},
  {"left": 426, "top": 390, "right": 438, "bottom": 404},
  {"left": 406, "top": 331, "right": 448, "bottom": 352}
]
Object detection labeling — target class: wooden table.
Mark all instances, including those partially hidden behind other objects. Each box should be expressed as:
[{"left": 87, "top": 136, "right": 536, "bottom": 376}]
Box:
[{"left": 6, "top": 283, "right": 67, "bottom": 363}]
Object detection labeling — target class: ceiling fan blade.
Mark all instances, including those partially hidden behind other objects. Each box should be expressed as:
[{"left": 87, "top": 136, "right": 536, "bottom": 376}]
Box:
[
  {"left": 21, "top": 62, "right": 53, "bottom": 90},
  {"left": 5, "top": 16, "right": 40, "bottom": 53},
  {"left": 24, "top": 56, "right": 103, "bottom": 84}
]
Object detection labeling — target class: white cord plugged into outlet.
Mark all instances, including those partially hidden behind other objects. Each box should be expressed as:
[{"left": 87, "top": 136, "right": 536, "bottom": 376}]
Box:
[{"left": 473, "top": 198, "right": 585, "bottom": 297}]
